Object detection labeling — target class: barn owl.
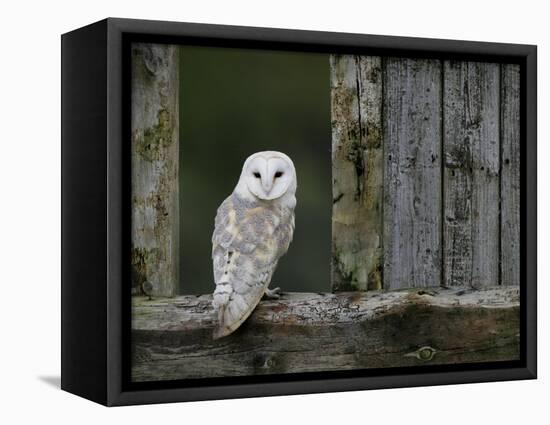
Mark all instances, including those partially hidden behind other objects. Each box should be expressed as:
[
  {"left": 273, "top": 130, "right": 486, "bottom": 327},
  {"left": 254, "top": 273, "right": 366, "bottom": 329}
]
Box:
[{"left": 211, "top": 151, "right": 297, "bottom": 339}]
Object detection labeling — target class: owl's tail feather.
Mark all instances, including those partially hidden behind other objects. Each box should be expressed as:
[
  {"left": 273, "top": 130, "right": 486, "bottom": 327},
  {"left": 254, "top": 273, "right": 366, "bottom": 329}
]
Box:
[
  {"left": 212, "top": 283, "right": 233, "bottom": 339},
  {"left": 213, "top": 304, "right": 249, "bottom": 340},
  {"left": 213, "top": 305, "right": 229, "bottom": 339}
]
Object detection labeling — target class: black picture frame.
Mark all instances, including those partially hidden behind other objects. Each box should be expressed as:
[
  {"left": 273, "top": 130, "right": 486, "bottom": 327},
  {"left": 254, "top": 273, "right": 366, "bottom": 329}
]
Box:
[{"left": 61, "top": 18, "right": 537, "bottom": 406}]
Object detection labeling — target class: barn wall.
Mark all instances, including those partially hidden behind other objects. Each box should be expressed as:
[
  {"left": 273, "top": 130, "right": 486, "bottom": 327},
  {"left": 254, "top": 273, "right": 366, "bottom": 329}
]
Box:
[{"left": 331, "top": 56, "right": 520, "bottom": 290}]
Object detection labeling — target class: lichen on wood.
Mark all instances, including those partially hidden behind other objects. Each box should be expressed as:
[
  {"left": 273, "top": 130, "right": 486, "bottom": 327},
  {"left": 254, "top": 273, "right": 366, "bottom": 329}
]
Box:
[
  {"left": 330, "top": 55, "right": 383, "bottom": 291},
  {"left": 131, "top": 44, "right": 180, "bottom": 297},
  {"left": 131, "top": 286, "right": 519, "bottom": 381}
]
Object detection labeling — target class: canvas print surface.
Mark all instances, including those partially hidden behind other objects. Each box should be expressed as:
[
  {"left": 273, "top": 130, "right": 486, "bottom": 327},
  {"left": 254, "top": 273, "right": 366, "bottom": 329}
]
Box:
[{"left": 130, "top": 43, "right": 520, "bottom": 382}]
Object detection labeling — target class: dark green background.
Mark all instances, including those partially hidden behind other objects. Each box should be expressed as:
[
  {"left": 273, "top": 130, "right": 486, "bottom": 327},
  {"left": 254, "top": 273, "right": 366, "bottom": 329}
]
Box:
[{"left": 178, "top": 46, "right": 331, "bottom": 295}]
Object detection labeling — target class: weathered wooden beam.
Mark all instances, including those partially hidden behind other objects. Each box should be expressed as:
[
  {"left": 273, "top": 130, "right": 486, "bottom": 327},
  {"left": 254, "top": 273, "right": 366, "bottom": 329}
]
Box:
[
  {"left": 500, "top": 64, "right": 521, "bottom": 286},
  {"left": 131, "top": 44, "right": 179, "bottom": 297},
  {"left": 132, "top": 287, "right": 519, "bottom": 381},
  {"left": 330, "top": 55, "right": 383, "bottom": 291},
  {"left": 383, "top": 58, "right": 443, "bottom": 289},
  {"left": 443, "top": 61, "right": 500, "bottom": 288}
]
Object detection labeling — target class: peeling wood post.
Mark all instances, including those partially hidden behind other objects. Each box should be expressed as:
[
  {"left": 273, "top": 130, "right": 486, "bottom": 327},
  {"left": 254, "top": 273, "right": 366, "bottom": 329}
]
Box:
[
  {"left": 383, "top": 58, "right": 443, "bottom": 290},
  {"left": 131, "top": 44, "right": 179, "bottom": 297},
  {"left": 330, "top": 55, "right": 383, "bottom": 291},
  {"left": 500, "top": 64, "right": 521, "bottom": 286},
  {"left": 131, "top": 287, "right": 520, "bottom": 381},
  {"left": 443, "top": 61, "right": 500, "bottom": 288}
]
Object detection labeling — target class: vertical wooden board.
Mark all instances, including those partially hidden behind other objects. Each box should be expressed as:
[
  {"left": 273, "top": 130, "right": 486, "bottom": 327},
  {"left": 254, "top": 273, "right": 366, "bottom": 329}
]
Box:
[
  {"left": 131, "top": 44, "right": 180, "bottom": 297},
  {"left": 501, "top": 64, "right": 521, "bottom": 286},
  {"left": 331, "top": 55, "right": 383, "bottom": 291},
  {"left": 383, "top": 58, "right": 442, "bottom": 290},
  {"left": 443, "top": 61, "right": 500, "bottom": 288}
]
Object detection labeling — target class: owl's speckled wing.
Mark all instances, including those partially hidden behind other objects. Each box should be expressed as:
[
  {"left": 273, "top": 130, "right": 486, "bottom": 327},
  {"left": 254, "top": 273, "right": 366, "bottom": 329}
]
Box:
[{"left": 211, "top": 194, "right": 294, "bottom": 339}]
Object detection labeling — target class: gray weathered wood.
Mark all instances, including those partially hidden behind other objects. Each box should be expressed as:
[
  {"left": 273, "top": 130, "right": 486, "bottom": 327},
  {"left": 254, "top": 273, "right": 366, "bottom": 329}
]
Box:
[
  {"left": 500, "top": 64, "right": 521, "bottom": 286},
  {"left": 131, "top": 44, "right": 180, "bottom": 297},
  {"left": 383, "top": 58, "right": 442, "bottom": 290},
  {"left": 331, "top": 55, "right": 383, "bottom": 291},
  {"left": 443, "top": 61, "right": 500, "bottom": 288},
  {"left": 132, "top": 287, "right": 519, "bottom": 381}
]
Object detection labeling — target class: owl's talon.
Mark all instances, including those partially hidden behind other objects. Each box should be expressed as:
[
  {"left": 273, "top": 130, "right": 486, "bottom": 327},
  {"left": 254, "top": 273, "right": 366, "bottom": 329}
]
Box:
[{"left": 264, "top": 287, "right": 281, "bottom": 300}]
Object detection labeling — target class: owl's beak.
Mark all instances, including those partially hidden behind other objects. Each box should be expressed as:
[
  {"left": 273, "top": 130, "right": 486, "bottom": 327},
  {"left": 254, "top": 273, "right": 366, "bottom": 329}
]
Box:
[{"left": 261, "top": 178, "right": 272, "bottom": 194}]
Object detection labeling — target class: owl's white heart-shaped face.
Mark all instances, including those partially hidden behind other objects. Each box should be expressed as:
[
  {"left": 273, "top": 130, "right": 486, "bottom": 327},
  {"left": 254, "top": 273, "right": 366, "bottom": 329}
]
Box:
[{"left": 240, "top": 151, "right": 296, "bottom": 201}]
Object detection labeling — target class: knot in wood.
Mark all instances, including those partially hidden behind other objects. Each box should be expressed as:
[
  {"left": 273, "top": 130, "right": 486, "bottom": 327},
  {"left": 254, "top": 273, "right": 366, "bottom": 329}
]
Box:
[{"left": 405, "top": 346, "right": 437, "bottom": 361}]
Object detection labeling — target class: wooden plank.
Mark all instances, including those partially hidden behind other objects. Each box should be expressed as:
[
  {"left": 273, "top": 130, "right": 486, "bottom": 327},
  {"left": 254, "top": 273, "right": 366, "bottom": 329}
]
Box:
[
  {"left": 131, "top": 287, "right": 520, "bottom": 381},
  {"left": 330, "top": 55, "right": 384, "bottom": 291},
  {"left": 500, "top": 64, "right": 521, "bottom": 286},
  {"left": 131, "top": 44, "right": 180, "bottom": 297},
  {"left": 443, "top": 61, "right": 500, "bottom": 288},
  {"left": 383, "top": 58, "right": 442, "bottom": 290}
]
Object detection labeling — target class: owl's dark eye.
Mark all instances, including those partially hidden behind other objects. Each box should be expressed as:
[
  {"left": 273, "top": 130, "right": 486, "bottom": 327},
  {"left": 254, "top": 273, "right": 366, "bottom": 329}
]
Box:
[
  {"left": 253, "top": 172, "right": 261, "bottom": 178},
  {"left": 274, "top": 171, "right": 284, "bottom": 178}
]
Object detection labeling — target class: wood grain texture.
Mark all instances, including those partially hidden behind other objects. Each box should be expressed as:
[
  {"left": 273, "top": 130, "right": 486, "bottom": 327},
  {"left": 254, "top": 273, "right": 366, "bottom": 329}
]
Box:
[
  {"left": 331, "top": 55, "right": 383, "bottom": 291},
  {"left": 383, "top": 58, "right": 442, "bottom": 290},
  {"left": 131, "top": 44, "right": 180, "bottom": 297},
  {"left": 500, "top": 64, "right": 521, "bottom": 286},
  {"left": 131, "top": 287, "right": 520, "bottom": 381},
  {"left": 443, "top": 61, "right": 500, "bottom": 288}
]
